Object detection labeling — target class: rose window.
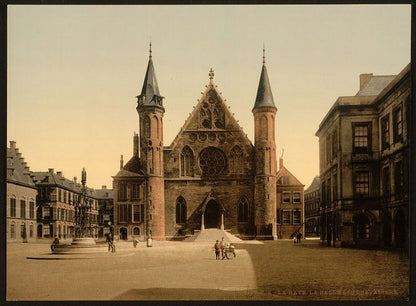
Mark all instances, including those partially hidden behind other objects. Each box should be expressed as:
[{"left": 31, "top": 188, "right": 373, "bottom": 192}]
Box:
[{"left": 199, "top": 147, "right": 227, "bottom": 177}]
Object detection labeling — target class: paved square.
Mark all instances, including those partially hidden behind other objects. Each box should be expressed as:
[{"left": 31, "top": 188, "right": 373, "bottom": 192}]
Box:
[{"left": 7, "top": 239, "right": 408, "bottom": 300}]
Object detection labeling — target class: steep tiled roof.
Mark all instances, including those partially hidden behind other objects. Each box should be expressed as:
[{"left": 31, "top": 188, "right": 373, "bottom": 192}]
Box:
[
  {"left": 276, "top": 159, "right": 304, "bottom": 186},
  {"left": 305, "top": 176, "right": 320, "bottom": 192},
  {"left": 93, "top": 188, "right": 114, "bottom": 199},
  {"left": 7, "top": 143, "right": 36, "bottom": 188},
  {"left": 252, "top": 63, "right": 276, "bottom": 110}
]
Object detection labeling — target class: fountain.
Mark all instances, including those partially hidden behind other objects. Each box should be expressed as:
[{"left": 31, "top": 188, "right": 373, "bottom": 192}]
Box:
[{"left": 51, "top": 168, "right": 106, "bottom": 254}]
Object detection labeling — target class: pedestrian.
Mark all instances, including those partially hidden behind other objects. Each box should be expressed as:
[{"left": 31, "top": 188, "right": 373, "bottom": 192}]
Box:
[
  {"left": 133, "top": 237, "right": 138, "bottom": 248},
  {"left": 220, "top": 237, "right": 227, "bottom": 260},
  {"left": 293, "top": 236, "right": 297, "bottom": 244},
  {"left": 214, "top": 240, "right": 221, "bottom": 260},
  {"left": 296, "top": 232, "right": 301, "bottom": 244},
  {"left": 230, "top": 243, "right": 236, "bottom": 257},
  {"left": 106, "top": 234, "right": 111, "bottom": 252}
]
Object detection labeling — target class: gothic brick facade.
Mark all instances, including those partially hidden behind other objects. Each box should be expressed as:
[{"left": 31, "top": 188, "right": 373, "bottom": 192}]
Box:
[{"left": 113, "top": 47, "right": 304, "bottom": 241}]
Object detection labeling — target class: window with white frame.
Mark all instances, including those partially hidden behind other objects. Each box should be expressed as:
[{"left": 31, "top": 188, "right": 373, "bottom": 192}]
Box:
[
  {"left": 282, "top": 211, "right": 291, "bottom": 224},
  {"left": 293, "top": 192, "right": 301, "bottom": 203},
  {"left": 282, "top": 192, "right": 291, "bottom": 203}
]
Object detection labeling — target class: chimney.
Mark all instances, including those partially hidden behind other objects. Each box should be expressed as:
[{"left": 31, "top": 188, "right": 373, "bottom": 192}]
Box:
[
  {"left": 9, "top": 141, "right": 16, "bottom": 149},
  {"left": 57, "top": 171, "right": 63, "bottom": 177},
  {"left": 48, "top": 168, "right": 54, "bottom": 174},
  {"left": 279, "top": 158, "right": 284, "bottom": 171},
  {"left": 102, "top": 185, "right": 107, "bottom": 189},
  {"left": 133, "top": 132, "right": 139, "bottom": 156},
  {"left": 73, "top": 177, "right": 77, "bottom": 183},
  {"left": 360, "top": 73, "right": 373, "bottom": 89},
  {"left": 120, "top": 155, "right": 124, "bottom": 170}
]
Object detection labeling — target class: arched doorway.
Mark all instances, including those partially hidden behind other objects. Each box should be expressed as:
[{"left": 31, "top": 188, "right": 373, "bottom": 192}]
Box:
[
  {"left": 394, "top": 209, "right": 406, "bottom": 248},
  {"left": 204, "top": 200, "right": 220, "bottom": 229},
  {"left": 120, "top": 227, "right": 128, "bottom": 240},
  {"left": 353, "top": 214, "right": 370, "bottom": 241},
  {"left": 37, "top": 224, "right": 42, "bottom": 238},
  {"left": 382, "top": 212, "right": 392, "bottom": 247}
]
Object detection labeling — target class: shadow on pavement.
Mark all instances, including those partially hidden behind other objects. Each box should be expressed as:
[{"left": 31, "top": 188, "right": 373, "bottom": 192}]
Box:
[{"left": 113, "top": 288, "right": 280, "bottom": 300}]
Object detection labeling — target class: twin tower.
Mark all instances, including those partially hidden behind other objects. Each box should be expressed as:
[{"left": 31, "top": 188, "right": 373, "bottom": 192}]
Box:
[{"left": 135, "top": 45, "right": 278, "bottom": 240}]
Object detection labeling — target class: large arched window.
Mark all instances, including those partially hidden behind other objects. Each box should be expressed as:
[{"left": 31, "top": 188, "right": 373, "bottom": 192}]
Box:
[
  {"left": 181, "top": 146, "right": 194, "bottom": 177},
  {"left": 353, "top": 214, "right": 370, "bottom": 240},
  {"left": 144, "top": 116, "right": 151, "bottom": 138},
  {"left": 238, "top": 197, "right": 249, "bottom": 223},
  {"left": 176, "top": 197, "right": 187, "bottom": 224},
  {"left": 260, "top": 115, "right": 268, "bottom": 140},
  {"left": 199, "top": 147, "right": 227, "bottom": 177},
  {"left": 230, "top": 146, "right": 243, "bottom": 174}
]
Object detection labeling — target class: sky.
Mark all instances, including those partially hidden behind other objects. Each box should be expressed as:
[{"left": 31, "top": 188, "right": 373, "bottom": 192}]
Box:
[{"left": 7, "top": 4, "right": 411, "bottom": 189}]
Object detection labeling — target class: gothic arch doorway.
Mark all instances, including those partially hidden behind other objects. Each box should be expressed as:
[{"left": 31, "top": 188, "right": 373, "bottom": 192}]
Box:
[
  {"left": 120, "top": 227, "right": 128, "bottom": 240},
  {"left": 204, "top": 200, "right": 221, "bottom": 229},
  {"left": 382, "top": 212, "right": 392, "bottom": 247},
  {"left": 394, "top": 209, "right": 406, "bottom": 248}
]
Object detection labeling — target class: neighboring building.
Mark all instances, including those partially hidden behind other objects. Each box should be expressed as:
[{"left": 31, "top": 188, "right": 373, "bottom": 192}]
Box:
[
  {"left": 304, "top": 176, "right": 321, "bottom": 237},
  {"left": 7, "top": 141, "right": 37, "bottom": 242},
  {"left": 276, "top": 158, "right": 305, "bottom": 239},
  {"left": 32, "top": 169, "right": 99, "bottom": 239},
  {"left": 113, "top": 46, "right": 304, "bottom": 241},
  {"left": 95, "top": 186, "right": 114, "bottom": 238},
  {"left": 316, "top": 64, "right": 410, "bottom": 249}
]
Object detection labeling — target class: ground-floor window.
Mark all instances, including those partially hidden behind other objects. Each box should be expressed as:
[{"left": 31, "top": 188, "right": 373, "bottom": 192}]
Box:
[
  {"left": 293, "top": 210, "right": 301, "bottom": 224},
  {"left": 282, "top": 211, "right": 291, "bottom": 224},
  {"left": 43, "top": 226, "right": 50, "bottom": 237},
  {"left": 354, "top": 214, "right": 370, "bottom": 239},
  {"left": 133, "top": 227, "right": 140, "bottom": 235},
  {"left": 30, "top": 224, "right": 34, "bottom": 238},
  {"left": 10, "top": 223, "right": 15, "bottom": 238}
]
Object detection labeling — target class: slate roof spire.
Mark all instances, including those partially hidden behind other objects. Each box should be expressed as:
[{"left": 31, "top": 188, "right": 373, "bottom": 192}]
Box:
[
  {"left": 137, "top": 42, "right": 164, "bottom": 110},
  {"left": 252, "top": 47, "right": 277, "bottom": 110}
]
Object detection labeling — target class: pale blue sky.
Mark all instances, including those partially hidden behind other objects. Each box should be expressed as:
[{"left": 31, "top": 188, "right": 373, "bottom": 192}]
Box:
[{"left": 7, "top": 5, "right": 411, "bottom": 188}]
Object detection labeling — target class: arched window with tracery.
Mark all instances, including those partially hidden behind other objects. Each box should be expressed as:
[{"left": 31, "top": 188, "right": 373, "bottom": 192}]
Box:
[
  {"left": 199, "top": 147, "right": 227, "bottom": 177},
  {"left": 181, "top": 146, "right": 194, "bottom": 177},
  {"left": 176, "top": 197, "right": 187, "bottom": 224},
  {"left": 230, "top": 146, "right": 243, "bottom": 174},
  {"left": 260, "top": 115, "right": 268, "bottom": 140},
  {"left": 143, "top": 116, "right": 151, "bottom": 139},
  {"left": 200, "top": 90, "right": 225, "bottom": 129},
  {"left": 238, "top": 197, "right": 249, "bottom": 222}
]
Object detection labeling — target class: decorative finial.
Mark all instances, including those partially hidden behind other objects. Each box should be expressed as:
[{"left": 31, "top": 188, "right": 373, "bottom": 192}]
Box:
[
  {"left": 209, "top": 68, "right": 214, "bottom": 81},
  {"left": 263, "top": 44, "right": 265, "bottom": 64},
  {"left": 149, "top": 41, "right": 152, "bottom": 59}
]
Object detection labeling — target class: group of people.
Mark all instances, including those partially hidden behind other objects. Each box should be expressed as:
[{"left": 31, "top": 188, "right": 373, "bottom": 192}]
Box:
[
  {"left": 293, "top": 232, "right": 303, "bottom": 244},
  {"left": 214, "top": 237, "right": 236, "bottom": 260}
]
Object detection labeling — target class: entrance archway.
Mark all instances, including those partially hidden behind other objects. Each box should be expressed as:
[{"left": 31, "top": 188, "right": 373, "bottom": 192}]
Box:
[
  {"left": 382, "top": 212, "right": 392, "bottom": 247},
  {"left": 394, "top": 210, "right": 406, "bottom": 248},
  {"left": 204, "top": 200, "right": 220, "bottom": 229},
  {"left": 37, "top": 224, "right": 42, "bottom": 238},
  {"left": 120, "top": 227, "right": 128, "bottom": 240}
]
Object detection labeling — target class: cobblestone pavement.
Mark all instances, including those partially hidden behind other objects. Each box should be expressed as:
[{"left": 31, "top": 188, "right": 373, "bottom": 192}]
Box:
[{"left": 6, "top": 239, "right": 409, "bottom": 300}]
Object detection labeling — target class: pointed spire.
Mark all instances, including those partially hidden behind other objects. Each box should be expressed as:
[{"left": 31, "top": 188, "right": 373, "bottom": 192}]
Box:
[
  {"left": 252, "top": 46, "right": 276, "bottom": 111},
  {"left": 137, "top": 43, "right": 164, "bottom": 110}
]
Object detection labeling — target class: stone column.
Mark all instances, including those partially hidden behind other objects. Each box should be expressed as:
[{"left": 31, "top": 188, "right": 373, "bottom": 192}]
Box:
[{"left": 220, "top": 213, "right": 224, "bottom": 230}]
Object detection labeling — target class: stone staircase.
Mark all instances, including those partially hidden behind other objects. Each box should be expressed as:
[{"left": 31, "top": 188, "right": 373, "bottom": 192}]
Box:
[{"left": 185, "top": 228, "right": 243, "bottom": 243}]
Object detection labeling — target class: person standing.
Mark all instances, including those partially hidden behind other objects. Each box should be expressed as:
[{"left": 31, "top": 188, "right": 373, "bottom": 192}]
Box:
[
  {"left": 220, "top": 237, "right": 227, "bottom": 260},
  {"left": 214, "top": 240, "right": 221, "bottom": 260}
]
